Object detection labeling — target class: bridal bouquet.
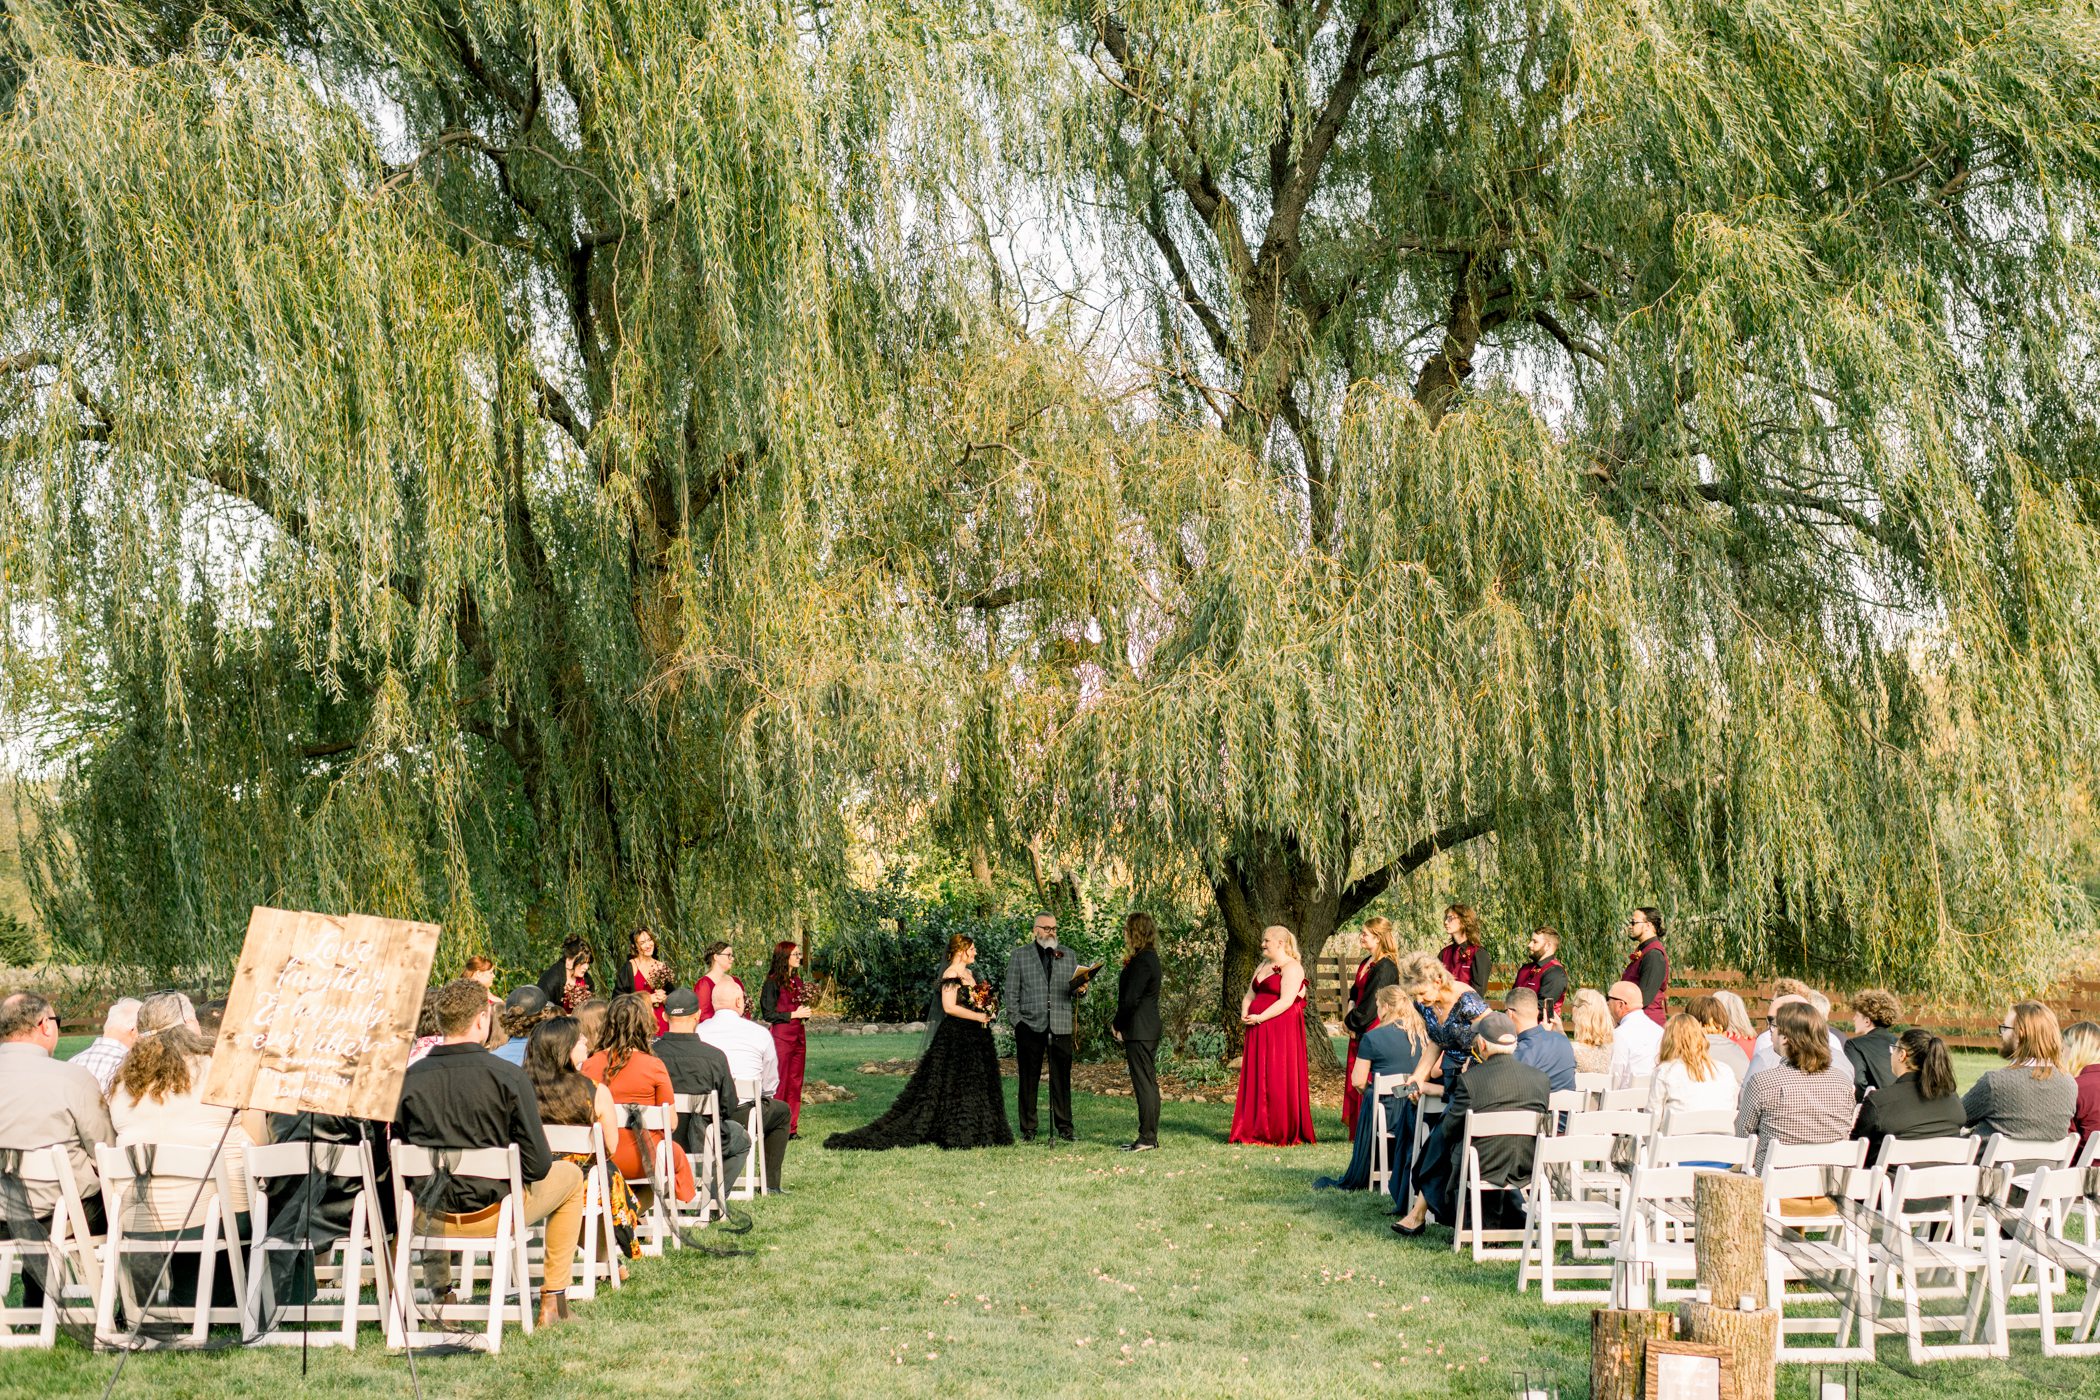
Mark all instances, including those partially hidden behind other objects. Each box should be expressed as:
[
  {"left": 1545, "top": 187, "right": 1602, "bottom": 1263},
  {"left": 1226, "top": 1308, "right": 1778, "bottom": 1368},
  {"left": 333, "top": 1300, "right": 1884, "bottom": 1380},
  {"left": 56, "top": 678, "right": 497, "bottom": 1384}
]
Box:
[{"left": 967, "top": 980, "right": 1000, "bottom": 1017}]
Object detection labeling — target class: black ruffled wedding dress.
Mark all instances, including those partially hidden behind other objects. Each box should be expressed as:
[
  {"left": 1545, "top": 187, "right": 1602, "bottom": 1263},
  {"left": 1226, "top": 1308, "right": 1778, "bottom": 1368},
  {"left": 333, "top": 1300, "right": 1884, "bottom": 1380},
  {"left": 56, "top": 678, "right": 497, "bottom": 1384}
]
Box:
[{"left": 824, "top": 977, "right": 1014, "bottom": 1151}]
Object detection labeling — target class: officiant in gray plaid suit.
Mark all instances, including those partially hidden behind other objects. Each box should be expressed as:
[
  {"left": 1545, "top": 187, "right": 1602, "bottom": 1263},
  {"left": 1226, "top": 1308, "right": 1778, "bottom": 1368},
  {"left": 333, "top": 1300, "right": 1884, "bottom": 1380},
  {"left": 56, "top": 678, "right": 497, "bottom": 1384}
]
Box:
[{"left": 1002, "top": 912, "right": 1094, "bottom": 1141}]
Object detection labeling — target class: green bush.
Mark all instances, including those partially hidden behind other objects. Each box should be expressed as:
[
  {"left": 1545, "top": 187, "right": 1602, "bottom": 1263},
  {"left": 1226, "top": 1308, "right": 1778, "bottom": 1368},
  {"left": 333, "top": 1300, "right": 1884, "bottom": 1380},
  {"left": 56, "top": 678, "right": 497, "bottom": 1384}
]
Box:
[{"left": 815, "top": 875, "right": 1027, "bottom": 1024}]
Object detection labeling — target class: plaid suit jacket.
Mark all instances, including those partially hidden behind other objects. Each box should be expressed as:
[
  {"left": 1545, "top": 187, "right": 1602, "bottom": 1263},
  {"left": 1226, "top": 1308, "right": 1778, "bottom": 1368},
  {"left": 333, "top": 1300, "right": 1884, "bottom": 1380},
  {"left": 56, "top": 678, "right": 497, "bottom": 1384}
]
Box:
[{"left": 1003, "top": 940, "right": 1081, "bottom": 1035}]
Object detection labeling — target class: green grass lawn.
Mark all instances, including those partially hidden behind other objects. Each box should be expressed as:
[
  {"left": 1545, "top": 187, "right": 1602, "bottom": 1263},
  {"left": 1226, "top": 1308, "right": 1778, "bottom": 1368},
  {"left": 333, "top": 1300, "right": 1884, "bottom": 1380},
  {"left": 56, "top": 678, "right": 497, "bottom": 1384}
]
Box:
[{"left": 10, "top": 1035, "right": 2097, "bottom": 1398}]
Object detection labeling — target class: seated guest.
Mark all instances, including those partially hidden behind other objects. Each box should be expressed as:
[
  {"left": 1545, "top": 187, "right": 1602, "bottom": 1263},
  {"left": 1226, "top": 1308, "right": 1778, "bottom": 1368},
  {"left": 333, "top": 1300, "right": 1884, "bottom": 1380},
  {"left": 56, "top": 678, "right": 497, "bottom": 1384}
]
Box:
[
  {"left": 493, "top": 986, "right": 555, "bottom": 1066},
  {"left": 1647, "top": 1012, "right": 1740, "bottom": 1124},
  {"left": 652, "top": 988, "right": 753, "bottom": 1196},
  {"left": 107, "top": 992, "right": 268, "bottom": 1306},
  {"left": 1684, "top": 994, "right": 1751, "bottom": 1078},
  {"left": 1744, "top": 983, "right": 1849, "bottom": 1082},
  {"left": 2062, "top": 1020, "right": 2100, "bottom": 1158},
  {"left": 1606, "top": 980, "right": 1663, "bottom": 1089},
  {"left": 0, "top": 992, "right": 113, "bottom": 1309},
  {"left": 574, "top": 998, "right": 610, "bottom": 1054},
  {"left": 69, "top": 997, "right": 141, "bottom": 1096},
  {"left": 393, "top": 978, "right": 586, "bottom": 1328},
  {"left": 581, "top": 995, "right": 695, "bottom": 1204},
  {"left": 1735, "top": 1001, "right": 1857, "bottom": 1152},
  {"left": 1417, "top": 1012, "right": 1549, "bottom": 1232},
  {"left": 407, "top": 993, "right": 442, "bottom": 1065},
  {"left": 696, "top": 982, "right": 791, "bottom": 1193},
  {"left": 1843, "top": 989, "right": 1903, "bottom": 1100},
  {"left": 525, "top": 1017, "right": 640, "bottom": 1265},
  {"left": 1566, "top": 989, "right": 1615, "bottom": 1077},
  {"left": 1964, "top": 1001, "right": 2076, "bottom": 1141},
  {"left": 1853, "top": 1028, "right": 1965, "bottom": 1161},
  {"left": 1386, "top": 951, "right": 1487, "bottom": 1235},
  {"left": 1318, "top": 986, "right": 1423, "bottom": 1206},
  {"left": 1711, "top": 990, "right": 1758, "bottom": 1060},
  {"left": 1506, "top": 987, "right": 1576, "bottom": 1092}
]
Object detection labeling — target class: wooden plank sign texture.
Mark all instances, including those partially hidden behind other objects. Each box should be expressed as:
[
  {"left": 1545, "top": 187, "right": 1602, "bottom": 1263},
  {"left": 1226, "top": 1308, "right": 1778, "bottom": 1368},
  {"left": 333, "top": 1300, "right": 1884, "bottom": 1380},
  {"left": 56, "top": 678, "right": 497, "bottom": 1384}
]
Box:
[{"left": 202, "top": 905, "right": 441, "bottom": 1121}]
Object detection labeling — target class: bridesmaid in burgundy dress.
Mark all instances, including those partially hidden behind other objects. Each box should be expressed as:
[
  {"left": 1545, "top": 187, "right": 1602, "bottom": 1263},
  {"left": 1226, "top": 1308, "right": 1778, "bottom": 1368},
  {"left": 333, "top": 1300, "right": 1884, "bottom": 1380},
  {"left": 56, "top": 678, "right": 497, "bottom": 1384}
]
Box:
[
  {"left": 760, "top": 940, "right": 814, "bottom": 1135},
  {"left": 616, "top": 927, "right": 675, "bottom": 1036},
  {"left": 1341, "top": 917, "right": 1401, "bottom": 1138},
  {"left": 1437, "top": 903, "right": 1489, "bottom": 994},
  {"left": 1229, "top": 925, "right": 1316, "bottom": 1146},
  {"left": 692, "top": 941, "right": 744, "bottom": 1023}
]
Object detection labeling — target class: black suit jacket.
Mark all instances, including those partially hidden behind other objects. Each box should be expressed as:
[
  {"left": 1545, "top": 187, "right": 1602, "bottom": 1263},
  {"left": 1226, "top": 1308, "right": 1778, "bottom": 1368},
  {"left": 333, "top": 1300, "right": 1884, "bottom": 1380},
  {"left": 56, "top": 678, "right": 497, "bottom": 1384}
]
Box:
[
  {"left": 654, "top": 1031, "right": 741, "bottom": 1155},
  {"left": 1845, "top": 1027, "right": 1897, "bottom": 1100},
  {"left": 1853, "top": 1070, "right": 1966, "bottom": 1161},
  {"left": 1343, "top": 956, "right": 1399, "bottom": 1038},
  {"left": 1442, "top": 1053, "right": 1550, "bottom": 1195},
  {"left": 1114, "top": 949, "right": 1162, "bottom": 1043}
]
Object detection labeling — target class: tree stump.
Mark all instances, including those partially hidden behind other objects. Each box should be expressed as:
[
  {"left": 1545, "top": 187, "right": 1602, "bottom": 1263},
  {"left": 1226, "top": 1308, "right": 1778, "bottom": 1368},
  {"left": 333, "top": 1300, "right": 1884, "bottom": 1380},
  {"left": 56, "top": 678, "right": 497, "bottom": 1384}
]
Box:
[
  {"left": 1693, "top": 1170, "right": 1767, "bottom": 1307},
  {"left": 1686, "top": 1302, "right": 1780, "bottom": 1400},
  {"left": 1591, "top": 1308, "right": 1675, "bottom": 1400}
]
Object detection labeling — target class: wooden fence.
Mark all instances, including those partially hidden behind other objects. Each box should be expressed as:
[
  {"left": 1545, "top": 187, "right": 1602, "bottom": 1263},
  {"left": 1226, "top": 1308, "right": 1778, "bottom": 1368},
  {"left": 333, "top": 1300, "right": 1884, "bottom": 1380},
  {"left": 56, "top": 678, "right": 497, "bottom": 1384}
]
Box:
[{"left": 1311, "top": 956, "right": 2100, "bottom": 1050}]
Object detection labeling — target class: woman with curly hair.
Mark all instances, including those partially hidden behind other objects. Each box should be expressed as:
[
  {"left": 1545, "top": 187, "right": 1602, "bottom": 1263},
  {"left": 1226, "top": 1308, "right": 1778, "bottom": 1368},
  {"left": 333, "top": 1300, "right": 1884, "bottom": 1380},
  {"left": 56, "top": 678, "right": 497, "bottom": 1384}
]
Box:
[
  {"left": 527, "top": 1017, "right": 641, "bottom": 1267},
  {"left": 1437, "top": 904, "right": 1489, "bottom": 994},
  {"left": 1843, "top": 988, "right": 1904, "bottom": 1099},
  {"left": 581, "top": 994, "right": 696, "bottom": 1204}
]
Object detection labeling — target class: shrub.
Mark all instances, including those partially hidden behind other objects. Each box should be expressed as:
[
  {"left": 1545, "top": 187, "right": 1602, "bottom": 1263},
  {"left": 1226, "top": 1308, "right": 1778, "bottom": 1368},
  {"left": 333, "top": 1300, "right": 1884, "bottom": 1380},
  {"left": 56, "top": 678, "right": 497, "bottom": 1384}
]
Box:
[{"left": 814, "top": 875, "right": 1027, "bottom": 1023}]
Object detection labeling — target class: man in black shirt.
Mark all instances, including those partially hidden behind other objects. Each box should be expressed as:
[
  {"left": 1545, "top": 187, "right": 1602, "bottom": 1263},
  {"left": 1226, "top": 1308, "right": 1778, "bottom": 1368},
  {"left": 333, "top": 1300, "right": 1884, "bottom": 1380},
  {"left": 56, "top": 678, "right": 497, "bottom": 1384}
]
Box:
[
  {"left": 394, "top": 979, "right": 586, "bottom": 1327},
  {"left": 653, "top": 988, "right": 751, "bottom": 1194}
]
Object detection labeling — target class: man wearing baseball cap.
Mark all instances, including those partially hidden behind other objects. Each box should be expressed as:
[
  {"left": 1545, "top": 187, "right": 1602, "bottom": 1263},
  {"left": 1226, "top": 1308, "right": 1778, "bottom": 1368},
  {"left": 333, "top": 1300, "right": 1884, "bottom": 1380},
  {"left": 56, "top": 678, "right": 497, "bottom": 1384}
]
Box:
[{"left": 1419, "top": 1011, "right": 1550, "bottom": 1231}]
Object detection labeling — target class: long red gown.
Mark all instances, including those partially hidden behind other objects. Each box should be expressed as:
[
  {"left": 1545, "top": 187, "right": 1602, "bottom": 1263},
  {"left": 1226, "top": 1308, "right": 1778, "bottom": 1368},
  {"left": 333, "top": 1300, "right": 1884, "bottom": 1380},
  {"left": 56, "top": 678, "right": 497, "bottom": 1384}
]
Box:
[{"left": 1229, "top": 970, "right": 1316, "bottom": 1146}]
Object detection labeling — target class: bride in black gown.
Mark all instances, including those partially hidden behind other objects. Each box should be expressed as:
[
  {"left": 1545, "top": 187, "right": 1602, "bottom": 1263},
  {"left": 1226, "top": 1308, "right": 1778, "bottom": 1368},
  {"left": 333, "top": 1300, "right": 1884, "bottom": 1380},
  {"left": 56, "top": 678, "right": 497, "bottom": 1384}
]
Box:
[{"left": 825, "top": 933, "right": 1014, "bottom": 1151}]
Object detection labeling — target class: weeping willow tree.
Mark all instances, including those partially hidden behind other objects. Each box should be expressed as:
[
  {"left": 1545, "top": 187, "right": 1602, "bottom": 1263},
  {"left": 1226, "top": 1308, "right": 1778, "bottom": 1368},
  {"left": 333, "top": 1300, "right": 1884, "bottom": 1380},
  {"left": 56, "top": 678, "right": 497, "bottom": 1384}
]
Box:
[
  {"left": 0, "top": 0, "right": 1012, "bottom": 971},
  {"left": 837, "top": 0, "right": 2100, "bottom": 1039}
]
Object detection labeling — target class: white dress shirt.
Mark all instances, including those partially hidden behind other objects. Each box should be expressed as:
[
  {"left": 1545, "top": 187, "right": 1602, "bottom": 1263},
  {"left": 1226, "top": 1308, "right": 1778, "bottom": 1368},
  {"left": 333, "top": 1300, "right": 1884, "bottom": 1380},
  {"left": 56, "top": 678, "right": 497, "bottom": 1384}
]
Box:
[
  {"left": 696, "top": 1008, "right": 779, "bottom": 1098},
  {"left": 1609, "top": 1012, "right": 1664, "bottom": 1089}
]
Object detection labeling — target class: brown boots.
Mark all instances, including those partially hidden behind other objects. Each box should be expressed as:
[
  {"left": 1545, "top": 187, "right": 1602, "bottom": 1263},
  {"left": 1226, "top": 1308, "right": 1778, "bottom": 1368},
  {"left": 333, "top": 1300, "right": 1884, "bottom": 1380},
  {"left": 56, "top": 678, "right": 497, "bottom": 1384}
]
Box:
[{"left": 536, "top": 1290, "right": 571, "bottom": 1328}]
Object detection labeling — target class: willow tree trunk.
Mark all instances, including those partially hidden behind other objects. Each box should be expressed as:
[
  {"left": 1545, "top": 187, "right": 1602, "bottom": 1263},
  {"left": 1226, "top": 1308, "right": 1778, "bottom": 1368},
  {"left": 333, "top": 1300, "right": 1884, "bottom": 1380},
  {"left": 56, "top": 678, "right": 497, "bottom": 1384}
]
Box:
[{"left": 1213, "top": 832, "right": 1346, "bottom": 1069}]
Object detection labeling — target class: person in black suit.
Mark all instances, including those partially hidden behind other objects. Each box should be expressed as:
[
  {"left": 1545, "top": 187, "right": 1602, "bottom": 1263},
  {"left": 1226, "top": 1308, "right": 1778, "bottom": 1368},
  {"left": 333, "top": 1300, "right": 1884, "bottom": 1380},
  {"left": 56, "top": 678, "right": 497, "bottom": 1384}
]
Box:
[
  {"left": 1113, "top": 912, "right": 1164, "bottom": 1152},
  {"left": 1853, "top": 1028, "right": 1966, "bottom": 1162},
  {"left": 653, "top": 988, "right": 753, "bottom": 1194},
  {"left": 1420, "top": 1011, "right": 1549, "bottom": 1231}
]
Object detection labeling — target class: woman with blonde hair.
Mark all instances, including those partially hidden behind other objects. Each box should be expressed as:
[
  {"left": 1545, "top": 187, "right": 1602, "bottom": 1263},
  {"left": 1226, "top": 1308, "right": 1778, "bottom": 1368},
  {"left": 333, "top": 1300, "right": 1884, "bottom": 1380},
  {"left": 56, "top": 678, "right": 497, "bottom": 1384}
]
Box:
[
  {"left": 1341, "top": 916, "right": 1402, "bottom": 1137},
  {"left": 1319, "top": 984, "right": 1425, "bottom": 1203},
  {"left": 1964, "top": 1001, "right": 2076, "bottom": 1141},
  {"left": 1709, "top": 990, "right": 1758, "bottom": 1060},
  {"left": 1228, "top": 925, "right": 1314, "bottom": 1145},
  {"left": 1648, "top": 1013, "right": 1739, "bottom": 1125},
  {"left": 1390, "top": 949, "right": 1489, "bottom": 1235},
  {"left": 1567, "top": 989, "right": 1615, "bottom": 1076},
  {"left": 2060, "top": 1020, "right": 2100, "bottom": 1156}
]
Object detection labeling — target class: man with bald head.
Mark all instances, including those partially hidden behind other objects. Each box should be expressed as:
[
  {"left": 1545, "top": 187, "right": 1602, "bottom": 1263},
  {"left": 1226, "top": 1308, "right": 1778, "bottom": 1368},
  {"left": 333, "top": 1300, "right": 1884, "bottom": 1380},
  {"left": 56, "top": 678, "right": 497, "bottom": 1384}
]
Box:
[
  {"left": 1606, "top": 980, "right": 1664, "bottom": 1089},
  {"left": 697, "top": 981, "right": 792, "bottom": 1192}
]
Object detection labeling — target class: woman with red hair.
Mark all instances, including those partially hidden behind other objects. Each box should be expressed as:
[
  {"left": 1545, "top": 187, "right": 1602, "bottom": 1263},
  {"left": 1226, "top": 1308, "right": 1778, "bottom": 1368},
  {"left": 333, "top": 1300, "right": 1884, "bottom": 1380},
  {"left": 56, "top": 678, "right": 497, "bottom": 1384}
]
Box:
[{"left": 761, "top": 941, "right": 815, "bottom": 1134}]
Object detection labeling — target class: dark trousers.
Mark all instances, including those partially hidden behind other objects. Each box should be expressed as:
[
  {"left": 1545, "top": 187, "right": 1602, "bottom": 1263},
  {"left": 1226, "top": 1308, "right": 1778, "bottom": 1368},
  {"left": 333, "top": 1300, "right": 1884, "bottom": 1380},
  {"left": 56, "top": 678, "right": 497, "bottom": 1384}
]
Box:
[
  {"left": 1015, "top": 1025, "right": 1073, "bottom": 1138},
  {"left": 1123, "top": 1039, "right": 1160, "bottom": 1146}
]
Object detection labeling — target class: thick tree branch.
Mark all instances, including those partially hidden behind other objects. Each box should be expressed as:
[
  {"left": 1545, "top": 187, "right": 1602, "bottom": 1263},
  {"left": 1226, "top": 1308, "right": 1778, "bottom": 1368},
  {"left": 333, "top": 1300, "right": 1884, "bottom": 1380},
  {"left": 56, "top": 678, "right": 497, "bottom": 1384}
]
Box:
[
  {"left": 1337, "top": 809, "right": 1498, "bottom": 922},
  {"left": 1136, "top": 193, "right": 1236, "bottom": 363}
]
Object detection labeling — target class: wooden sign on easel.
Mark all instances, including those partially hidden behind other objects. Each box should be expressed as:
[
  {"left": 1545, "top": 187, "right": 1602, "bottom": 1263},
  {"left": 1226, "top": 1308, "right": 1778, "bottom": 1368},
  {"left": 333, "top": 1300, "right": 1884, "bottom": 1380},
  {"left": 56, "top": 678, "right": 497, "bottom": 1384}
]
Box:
[{"left": 201, "top": 905, "right": 441, "bottom": 1122}]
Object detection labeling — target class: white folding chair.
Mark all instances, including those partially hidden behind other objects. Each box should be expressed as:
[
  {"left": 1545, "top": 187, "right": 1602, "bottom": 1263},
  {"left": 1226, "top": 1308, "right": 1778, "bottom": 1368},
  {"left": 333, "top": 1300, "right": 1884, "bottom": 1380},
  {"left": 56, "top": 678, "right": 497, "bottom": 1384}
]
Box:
[
  {"left": 1452, "top": 1110, "right": 1545, "bottom": 1262},
  {"left": 1763, "top": 1161, "right": 1876, "bottom": 1363},
  {"left": 0, "top": 1146, "right": 104, "bottom": 1348},
  {"left": 1573, "top": 1071, "right": 1610, "bottom": 1105},
  {"left": 1978, "top": 1134, "right": 2077, "bottom": 1198},
  {"left": 1518, "top": 1133, "right": 1620, "bottom": 1302},
  {"left": 1869, "top": 1135, "right": 1977, "bottom": 1221},
  {"left": 1598, "top": 1087, "right": 1649, "bottom": 1112},
  {"left": 672, "top": 1092, "right": 725, "bottom": 1227},
  {"left": 622, "top": 1104, "right": 684, "bottom": 1256},
  {"left": 1544, "top": 1090, "right": 1585, "bottom": 1134},
  {"left": 386, "top": 1143, "right": 531, "bottom": 1354},
  {"left": 1658, "top": 1107, "right": 1736, "bottom": 1137},
  {"left": 1367, "top": 1075, "right": 1408, "bottom": 1197},
  {"left": 239, "top": 1138, "right": 389, "bottom": 1348},
  {"left": 1645, "top": 1133, "right": 1754, "bottom": 1170},
  {"left": 1875, "top": 1164, "right": 2008, "bottom": 1362},
  {"left": 94, "top": 1142, "right": 248, "bottom": 1347},
  {"left": 729, "top": 1080, "right": 769, "bottom": 1200},
  {"left": 1614, "top": 1164, "right": 1706, "bottom": 1309},
  {"left": 2001, "top": 1164, "right": 2100, "bottom": 1356},
  {"left": 539, "top": 1125, "right": 623, "bottom": 1299}
]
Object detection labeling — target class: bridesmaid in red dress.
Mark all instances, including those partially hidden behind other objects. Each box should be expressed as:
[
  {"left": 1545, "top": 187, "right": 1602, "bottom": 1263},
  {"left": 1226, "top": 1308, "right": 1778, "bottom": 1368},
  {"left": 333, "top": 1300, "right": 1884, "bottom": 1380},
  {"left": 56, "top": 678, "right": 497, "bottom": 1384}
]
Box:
[
  {"left": 692, "top": 941, "right": 744, "bottom": 1022},
  {"left": 1229, "top": 924, "right": 1316, "bottom": 1146},
  {"left": 1341, "top": 917, "right": 1400, "bottom": 1138},
  {"left": 760, "top": 941, "right": 815, "bottom": 1135},
  {"left": 1437, "top": 903, "right": 1489, "bottom": 994},
  {"left": 615, "top": 927, "right": 675, "bottom": 1036}
]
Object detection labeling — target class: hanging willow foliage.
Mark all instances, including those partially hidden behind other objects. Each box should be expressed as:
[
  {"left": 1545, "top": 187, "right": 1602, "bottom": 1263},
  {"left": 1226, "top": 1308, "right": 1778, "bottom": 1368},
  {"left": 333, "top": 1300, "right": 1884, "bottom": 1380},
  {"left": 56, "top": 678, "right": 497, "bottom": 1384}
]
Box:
[{"left": 2, "top": 0, "right": 2097, "bottom": 1006}]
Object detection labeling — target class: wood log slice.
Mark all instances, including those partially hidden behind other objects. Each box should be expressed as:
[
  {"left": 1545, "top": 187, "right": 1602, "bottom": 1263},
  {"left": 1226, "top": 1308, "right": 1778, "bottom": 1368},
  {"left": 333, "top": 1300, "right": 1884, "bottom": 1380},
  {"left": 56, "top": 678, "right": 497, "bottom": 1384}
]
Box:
[
  {"left": 1685, "top": 1301, "right": 1779, "bottom": 1400},
  {"left": 1590, "top": 1307, "right": 1676, "bottom": 1400}
]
